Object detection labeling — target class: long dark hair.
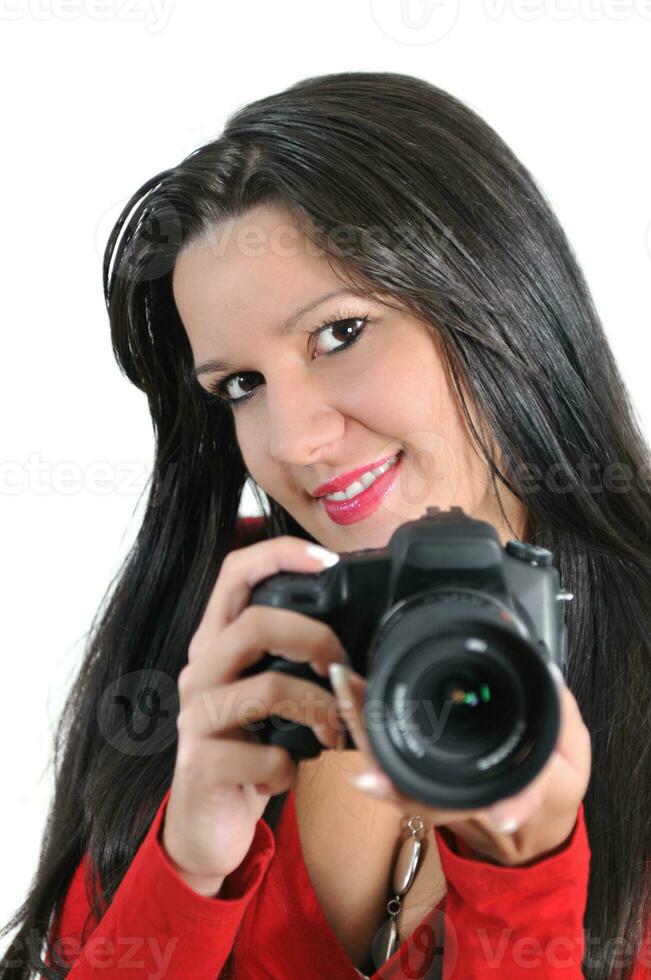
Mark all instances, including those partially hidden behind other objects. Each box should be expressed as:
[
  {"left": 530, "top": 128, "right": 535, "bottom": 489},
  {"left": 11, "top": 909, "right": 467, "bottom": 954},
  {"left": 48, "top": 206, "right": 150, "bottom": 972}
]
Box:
[{"left": 2, "top": 71, "right": 649, "bottom": 980}]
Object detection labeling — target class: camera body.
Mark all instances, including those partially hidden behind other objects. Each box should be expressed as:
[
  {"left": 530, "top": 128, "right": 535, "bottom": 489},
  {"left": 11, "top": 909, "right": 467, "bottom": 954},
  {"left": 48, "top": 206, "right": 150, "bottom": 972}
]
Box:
[{"left": 245, "top": 506, "right": 569, "bottom": 809}]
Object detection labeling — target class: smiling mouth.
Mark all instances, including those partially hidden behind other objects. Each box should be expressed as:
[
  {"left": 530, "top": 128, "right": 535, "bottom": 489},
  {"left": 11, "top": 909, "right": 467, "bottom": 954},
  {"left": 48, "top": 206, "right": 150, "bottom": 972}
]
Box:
[
  {"left": 313, "top": 450, "right": 404, "bottom": 527},
  {"left": 308, "top": 449, "right": 402, "bottom": 500},
  {"left": 317, "top": 452, "right": 402, "bottom": 502}
]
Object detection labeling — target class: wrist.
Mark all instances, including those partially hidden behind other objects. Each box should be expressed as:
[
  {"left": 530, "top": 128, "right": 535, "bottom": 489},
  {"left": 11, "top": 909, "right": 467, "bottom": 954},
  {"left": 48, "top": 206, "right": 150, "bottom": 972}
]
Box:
[
  {"left": 164, "top": 847, "right": 226, "bottom": 896},
  {"left": 442, "top": 806, "right": 581, "bottom": 867},
  {"left": 172, "top": 868, "right": 226, "bottom": 897},
  {"left": 159, "top": 831, "right": 226, "bottom": 897}
]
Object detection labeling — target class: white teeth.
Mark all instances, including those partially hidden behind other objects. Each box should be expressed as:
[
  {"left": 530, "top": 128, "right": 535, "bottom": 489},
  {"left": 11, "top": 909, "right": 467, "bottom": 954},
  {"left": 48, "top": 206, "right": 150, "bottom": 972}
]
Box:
[{"left": 324, "top": 454, "right": 400, "bottom": 502}]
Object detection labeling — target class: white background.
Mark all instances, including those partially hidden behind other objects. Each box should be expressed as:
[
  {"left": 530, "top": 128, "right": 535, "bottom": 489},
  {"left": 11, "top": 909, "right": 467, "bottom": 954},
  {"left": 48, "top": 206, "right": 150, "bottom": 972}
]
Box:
[{"left": 1, "top": 0, "right": 650, "bottom": 953}]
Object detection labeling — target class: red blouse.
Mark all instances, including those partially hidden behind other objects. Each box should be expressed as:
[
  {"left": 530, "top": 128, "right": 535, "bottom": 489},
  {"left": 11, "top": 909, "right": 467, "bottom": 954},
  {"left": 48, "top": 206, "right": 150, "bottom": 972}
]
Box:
[
  {"left": 41, "top": 518, "right": 650, "bottom": 978},
  {"left": 43, "top": 783, "right": 650, "bottom": 978}
]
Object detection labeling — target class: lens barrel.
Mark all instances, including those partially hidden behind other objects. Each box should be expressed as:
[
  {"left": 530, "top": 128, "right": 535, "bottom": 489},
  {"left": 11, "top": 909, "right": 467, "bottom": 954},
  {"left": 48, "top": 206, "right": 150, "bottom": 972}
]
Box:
[{"left": 365, "top": 591, "right": 561, "bottom": 810}]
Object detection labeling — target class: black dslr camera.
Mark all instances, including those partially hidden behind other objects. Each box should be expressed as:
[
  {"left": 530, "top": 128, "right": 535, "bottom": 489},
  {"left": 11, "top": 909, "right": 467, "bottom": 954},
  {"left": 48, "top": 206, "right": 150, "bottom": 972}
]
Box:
[{"left": 244, "top": 506, "right": 569, "bottom": 810}]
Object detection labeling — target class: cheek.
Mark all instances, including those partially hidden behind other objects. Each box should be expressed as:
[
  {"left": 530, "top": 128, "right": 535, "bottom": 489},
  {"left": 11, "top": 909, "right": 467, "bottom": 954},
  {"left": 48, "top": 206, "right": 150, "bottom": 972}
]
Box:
[
  {"left": 232, "top": 417, "right": 269, "bottom": 483},
  {"left": 349, "top": 339, "right": 483, "bottom": 493},
  {"left": 344, "top": 342, "right": 448, "bottom": 434},
  {"left": 232, "top": 330, "right": 461, "bottom": 467}
]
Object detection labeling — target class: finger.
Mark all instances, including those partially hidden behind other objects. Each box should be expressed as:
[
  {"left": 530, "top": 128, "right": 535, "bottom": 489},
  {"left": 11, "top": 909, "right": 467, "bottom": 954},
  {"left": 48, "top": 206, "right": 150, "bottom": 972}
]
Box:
[
  {"left": 175, "top": 735, "right": 295, "bottom": 795},
  {"left": 328, "top": 669, "right": 432, "bottom": 817},
  {"left": 327, "top": 664, "right": 375, "bottom": 761},
  {"left": 179, "top": 671, "right": 342, "bottom": 748},
  {"left": 553, "top": 680, "right": 592, "bottom": 774},
  {"left": 193, "top": 537, "right": 339, "bottom": 641},
  {"left": 183, "top": 605, "right": 350, "bottom": 690},
  {"left": 483, "top": 759, "right": 556, "bottom": 831}
]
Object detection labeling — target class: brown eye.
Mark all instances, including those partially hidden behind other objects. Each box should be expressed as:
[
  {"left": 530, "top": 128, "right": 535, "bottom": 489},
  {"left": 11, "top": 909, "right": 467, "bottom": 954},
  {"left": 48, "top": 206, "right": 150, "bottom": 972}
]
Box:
[
  {"left": 206, "top": 312, "right": 370, "bottom": 409},
  {"left": 207, "top": 371, "right": 261, "bottom": 403},
  {"left": 313, "top": 317, "right": 367, "bottom": 355}
]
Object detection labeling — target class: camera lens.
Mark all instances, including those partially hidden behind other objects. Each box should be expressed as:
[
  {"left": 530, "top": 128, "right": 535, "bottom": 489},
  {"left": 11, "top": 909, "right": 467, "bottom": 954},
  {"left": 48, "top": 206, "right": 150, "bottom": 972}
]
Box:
[
  {"left": 425, "top": 663, "right": 504, "bottom": 752},
  {"left": 411, "top": 637, "right": 525, "bottom": 771},
  {"left": 367, "top": 596, "right": 560, "bottom": 809}
]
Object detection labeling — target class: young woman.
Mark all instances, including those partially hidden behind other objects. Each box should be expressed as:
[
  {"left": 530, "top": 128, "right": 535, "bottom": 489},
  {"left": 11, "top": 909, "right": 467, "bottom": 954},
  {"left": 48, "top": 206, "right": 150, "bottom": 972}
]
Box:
[{"left": 1, "top": 71, "right": 649, "bottom": 980}]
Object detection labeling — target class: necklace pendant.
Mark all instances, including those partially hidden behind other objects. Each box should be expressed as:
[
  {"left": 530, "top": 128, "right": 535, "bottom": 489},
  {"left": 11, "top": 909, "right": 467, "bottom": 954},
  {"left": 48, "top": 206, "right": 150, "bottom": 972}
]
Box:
[
  {"left": 371, "top": 814, "right": 429, "bottom": 970},
  {"left": 393, "top": 833, "right": 423, "bottom": 894},
  {"left": 374, "top": 913, "right": 400, "bottom": 965}
]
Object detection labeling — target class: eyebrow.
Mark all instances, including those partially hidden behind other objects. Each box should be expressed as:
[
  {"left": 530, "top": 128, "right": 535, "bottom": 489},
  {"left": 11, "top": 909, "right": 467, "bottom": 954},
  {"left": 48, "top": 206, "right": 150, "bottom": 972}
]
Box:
[{"left": 193, "top": 286, "right": 369, "bottom": 379}]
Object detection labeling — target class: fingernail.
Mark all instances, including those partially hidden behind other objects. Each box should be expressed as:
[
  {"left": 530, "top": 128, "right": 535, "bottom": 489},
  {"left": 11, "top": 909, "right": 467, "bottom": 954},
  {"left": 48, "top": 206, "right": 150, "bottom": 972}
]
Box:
[
  {"left": 347, "top": 771, "right": 393, "bottom": 798},
  {"left": 306, "top": 544, "right": 340, "bottom": 568},
  {"left": 328, "top": 663, "right": 354, "bottom": 705}
]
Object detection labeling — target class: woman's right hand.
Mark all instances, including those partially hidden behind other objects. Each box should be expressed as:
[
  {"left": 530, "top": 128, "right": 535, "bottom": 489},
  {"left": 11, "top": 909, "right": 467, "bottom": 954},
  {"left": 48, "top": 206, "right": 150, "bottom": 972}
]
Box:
[{"left": 161, "top": 535, "right": 348, "bottom": 895}]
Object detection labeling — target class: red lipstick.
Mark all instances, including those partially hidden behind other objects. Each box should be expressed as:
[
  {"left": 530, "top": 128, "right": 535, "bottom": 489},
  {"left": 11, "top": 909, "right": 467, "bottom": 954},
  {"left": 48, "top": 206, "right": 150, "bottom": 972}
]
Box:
[
  {"left": 311, "top": 451, "right": 401, "bottom": 499},
  {"left": 315, "top": 452, "right": 403, "bottom": 526}
]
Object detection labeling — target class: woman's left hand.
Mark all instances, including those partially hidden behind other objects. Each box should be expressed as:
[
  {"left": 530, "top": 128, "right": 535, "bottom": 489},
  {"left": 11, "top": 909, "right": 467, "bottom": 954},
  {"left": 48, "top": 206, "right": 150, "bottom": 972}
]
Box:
[{"left": 328, "top": 663, "right": 592, "bottom": 866}]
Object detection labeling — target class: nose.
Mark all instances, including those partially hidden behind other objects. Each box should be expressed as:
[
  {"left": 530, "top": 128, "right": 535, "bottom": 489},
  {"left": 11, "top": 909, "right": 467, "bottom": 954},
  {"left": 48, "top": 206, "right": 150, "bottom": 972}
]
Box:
[{"left": 266, "top": 373, "right": 345, "bottom": 466}]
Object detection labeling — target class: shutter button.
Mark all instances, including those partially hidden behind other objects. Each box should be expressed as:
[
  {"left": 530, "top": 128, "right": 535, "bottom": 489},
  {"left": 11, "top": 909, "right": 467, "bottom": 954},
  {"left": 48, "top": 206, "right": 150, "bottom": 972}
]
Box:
[{"left": 505, "top": 541, "right": 554, "bottom": 566}]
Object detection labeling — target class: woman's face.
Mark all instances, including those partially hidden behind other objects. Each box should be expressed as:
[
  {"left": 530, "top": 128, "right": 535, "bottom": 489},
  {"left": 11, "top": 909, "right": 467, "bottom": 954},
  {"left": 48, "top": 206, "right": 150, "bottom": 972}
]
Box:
[{"left": 173, "top": 203, "right": 525, "bottom": 552}]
